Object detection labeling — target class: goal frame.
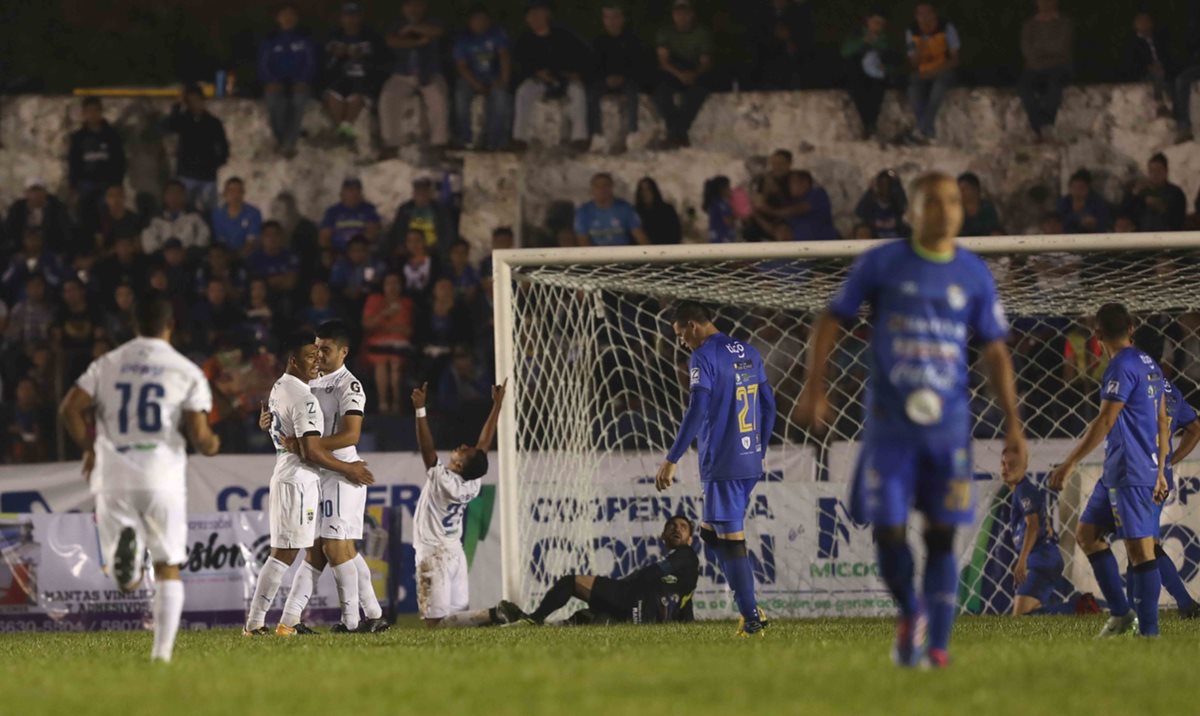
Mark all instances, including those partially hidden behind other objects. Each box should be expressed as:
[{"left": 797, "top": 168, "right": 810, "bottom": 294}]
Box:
[{"left": 492, "top": 232, "right": 1200, "bottom": 601}]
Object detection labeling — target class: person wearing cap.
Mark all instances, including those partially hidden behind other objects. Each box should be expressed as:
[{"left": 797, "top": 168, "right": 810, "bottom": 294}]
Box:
[
  {"left": 386, "top": 177, "right": 454, "bottom": 263},
  {"left": 512, "top": 1, "right": 592, "bottom": 151},
  {"left": 141, "top": 179, "right": 212, "bottom": 256},
  {"left": 452, "top": 4, "right": 513, "bottom": 151},
  {"left": 324, "top": 2, "right": 385, "bottom": 142},
  {"left": 162, "top": 84, "right": 229, "bottom": 215},
  {"left": 4, "top": 178, "right": 72, "bottom": 259},
  {"left": 319, "top": 178, "right": 382, "bottom": 252},
  {"left": 381, "top": 0, "right": 450, "bottom": 154},
  {"left": 654, "top": 0, "right": 713, "bottom": 148},
  {"left": 588, "top": 5, "right": 648, "bottom": 153},
  {"left": 258, "top": 3, "right": 318, "bottom": 157}
]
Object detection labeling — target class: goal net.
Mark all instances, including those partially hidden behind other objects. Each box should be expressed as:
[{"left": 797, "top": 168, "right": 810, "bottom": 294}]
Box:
[{"left": 493, "top": 235, "right": 1200, "bottom": 620}]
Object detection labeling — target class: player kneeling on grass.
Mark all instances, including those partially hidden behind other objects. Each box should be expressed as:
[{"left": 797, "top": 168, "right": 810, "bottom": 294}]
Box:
[
  {"left": 1004, "top": 469, "right": 1065, "bottom": 616},
  {"left": 411, "top": 379, "right": 505, "bottom": 628}
]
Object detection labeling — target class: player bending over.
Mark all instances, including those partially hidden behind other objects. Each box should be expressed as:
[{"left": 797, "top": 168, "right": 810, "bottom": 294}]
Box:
[
  {"left": 411, "top": 379, "right": 505, "bottom": 628},
  {"left": 1049, "top": 303, "right": 1170, "bottom": 638},
  {"left": 244, "top": 332, "right": 374, "bottom": 636},
  {"left": 655, "top": 301, "right": 775, "bottom": 637},
  {"left": 1004, "top": 469, "right": 1064, "bottom": 616},
  {"left": 59, "top": 299, "right": 221, "bottom": 663},
  {"left": 795, "top": 172, "right": 1027, "bottom": 668}
]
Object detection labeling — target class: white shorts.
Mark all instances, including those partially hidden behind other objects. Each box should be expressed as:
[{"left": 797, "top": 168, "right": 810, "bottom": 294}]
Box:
[
  {"left": 95, "top": 489, "right": 187, "bottom": 572},
  {"left": 319, "top": 469, "right": 367, "bottom": 541},
  {"left": 416, "top": 546, "right": 469, "bottom": 619},
  {"left": 269, "top": 479, "right": 319, "bottom": 549}
]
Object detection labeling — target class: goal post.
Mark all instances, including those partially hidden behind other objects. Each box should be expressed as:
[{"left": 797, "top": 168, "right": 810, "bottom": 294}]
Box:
[{"left": 493, "top": 233, "right": 1200, "bottom": 618}]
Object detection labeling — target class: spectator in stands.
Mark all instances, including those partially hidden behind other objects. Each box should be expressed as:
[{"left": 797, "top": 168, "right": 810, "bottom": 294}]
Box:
[
  {"left": 904, "top": 3, "right": 959, "bottom": 145},
  {"left": 163, "top": 84, "right": 229, "bottom": 214},
  {"left": 703, "top": 175, "right": 736, "bottom": 243},
  {"left": 362, "top": 271, "right": 415, "bottom": 413},
  {"left": 453, "top": 5, "right": 513, "bottom": 151},
  {"left": 4, "top": 178, "right": 71, "bottom": 258},
  {"left": 1057, "top": 169, "right": 1112, "bottom": 234},
  {"left": 158, "top": 239, "right": 195, "bottom": 297},
  {"left": 259, "top": 3, "right": 317, "bottom": 157},
  {"left": 318, "top": 177, "right": 382, "bottom": 251},
  {"left": 246, "top": 221, "right": 299, "bottom": 296},
  {"left": 842, "top": 9, "right": 894, "bottom": 140},
  {"left": 480, "top": 225, "right": 514, "bottom": 277},
  {"left": 748, "top": 149, "right": 793, "bottom": 241},
  {"left": 654, "top": 0, "right": 713, "bottom": 149},
  {"left": 512, "top": 1, "right": 591, "bottom": 152},
  {"left": 194, "top": 244, "right": 248, "bottom": 302},
  {"left": 1017, "top": 0, "right": 1073, "bottom": 142},
  {"left": 90, "top": 185, "right": 141, "bottom": 259},
  {"left": 588, "top": 5, "right": 646, "bottom": 153},
  {"left": 141, "top": 179, "right": 211, "bottom": 255},
  {"left": 330, "top": 235, "right": 384, "bottom": 306},
  {"left": 402, "top": 229, "right": 439, "bottom": 302},
  {"left": 191, "top": 279, "right": 245, "bottom": 350},
  {"left": 775, "top": 170, "right": 838, "bottom": 242},
  {"left": 4, "top": 275, "right": 53, "bottom": 353},
  {"left": 324, "top": 2, "right": 384, "bottom": 142},
  {"left": 67, "top": 97, "right": 125, "bottom": 225},
  {"left": 437, "top": 343, "right": 491, "bottom": 412},
  {"left": 1113, "top": 213, "right": 1138, "bottom": 233},
  {"left": 91, "top": 235, "right": 148, "bottom": 308},
  {"left": 242, "top": 278, "right": 279, "bottom": 349},
  {"left": 1124, "top": 11, "right": 1173, "bottom": 118},
  {"left": 105, "top": 283, "right": 136, "bottom": 345},
  {"left": 1124, "top": 153, "right": 1186, "bottom": 232},
  {"left": 1173, "top": 7, "right": 1200, "bottom": 142},
  {"left": 574, "top": 173, "right": 649, "bottom": 247},
  {"left": 750, "top": 0, "right": 814, "bottom": 90},
  {"left": 421, "top": 278, "right": 473, "bottom": 383},
  {"left": 471, "top": 271, "right": 495, "bottom": 369},
  {"left": 5, "top": 377, "right": 51, "bottom": 464},
  {"left": 957, "top": 172, "right": 1002, "bottom": 236},
  {"left": 211, "top": 177, "right": 263, "bottom": 256},
  {"left": 854, "top": 169, "right": 909, "bottom": 239},
  {"left": 2, "top": 230, "right": 65, "bottom": 302},
  {"left": 388, "top": 177, "right": 453, "bottom": 262},
  {"left": 298, "top": 280, "right": 341, "bottom": 331},
  {"left": 445, "top": 239, "right": 480, "bottom": 302},
  {"left": 380, "top": 0, "right": 450, "bottom": 155},
  {"left": 53, "top": 278, "right": 105, "bottom": 383},
  {"left": 635, "top": 177, "right": 682, "bottom": 245}
]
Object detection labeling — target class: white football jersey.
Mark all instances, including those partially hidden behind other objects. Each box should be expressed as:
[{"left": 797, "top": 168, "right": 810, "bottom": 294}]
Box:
[
  {"left": 308, "top": 365, "right": 366, "bottom": 462},
  {"left": 267, "top": 373, "right": 324, "bottom": 484},
  {"left": 76, "top": 337, "right": 212, "bottom": 494},
  {"left": 413, "top": 462, "right": 481, "bottom": 556}
]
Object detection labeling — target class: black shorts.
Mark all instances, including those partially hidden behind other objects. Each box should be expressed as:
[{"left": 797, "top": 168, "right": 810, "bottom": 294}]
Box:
[{"left": 588, "top": 577, "right": 637, "bottom": 621}]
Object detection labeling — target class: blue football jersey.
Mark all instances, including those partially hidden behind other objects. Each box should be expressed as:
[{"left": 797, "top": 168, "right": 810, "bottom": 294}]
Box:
[
  {"left": 828, "top": 240, "right": 1008, "bottom": 440},
  {"left": 1162, "top": 379, "right": 1197, "bottom": 491},
  {"left": 1100, "top": 347, "right": 1164, "bottom": 488},
  {"left": 1010, "top": 478, "right": 1057, "bottom": 555},
  {"left": 687, "top": 333, "right": 769, "bottom": 482}
]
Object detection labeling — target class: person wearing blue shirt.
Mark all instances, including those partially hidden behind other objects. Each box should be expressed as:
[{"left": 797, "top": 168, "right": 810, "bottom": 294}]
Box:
[
  {"left": 702, "top": 176, "right": 736, "bottom": 243},
  {"left": 245, "top": 221, "right": 300, "bottom": 295},
  {"left": 318, "top": 178, "right": 382, "bottom": 251},
  {"left": 573, "top": 173, "right": 649, "bottom": 247},
  {"left": 796, "top": 172, "right": 1026, "bottom": 668},
  {"left": 655, "top": 302, "right": 775, "bottom": 637},
  {"left": 1049, "top": 303, "right": 1170, "bottom": 638},
  {"left": 1004, "top": 470, "right": 1063, "bottom": 616},
  {"left": 211, "top": 178, "right": 263, "bottom": 255},
  {"left": 258, "top": 4, "right": 318, "bottom": 156},
  {"left": 453, "top": 6, "right": 513, "bottom": 150},
  {"left": 1056, "top": 169, "right": 1112, "bottom": 234}
]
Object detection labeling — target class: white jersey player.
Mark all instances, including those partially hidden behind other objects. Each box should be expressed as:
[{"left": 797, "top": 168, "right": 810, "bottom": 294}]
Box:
[
  {"left": 411, "top": 379, "right": 505, "bottom": 627},
  {"left": 59, "top": 299, "right": 220, "bottom": 663},
  {"left": 243, "top": 332, "right": 374, "bottom": 636}
]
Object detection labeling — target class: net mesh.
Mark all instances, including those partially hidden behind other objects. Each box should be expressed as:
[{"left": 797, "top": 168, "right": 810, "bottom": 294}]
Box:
[{"left": 503, "top": 243, "right": 1200, "bottom": 618}]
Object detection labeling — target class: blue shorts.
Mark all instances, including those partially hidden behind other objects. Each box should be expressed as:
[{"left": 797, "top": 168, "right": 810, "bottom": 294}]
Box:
[
  {"left": 1016, "top": 546, "right": 1064, "bottom": 604},
  {"left": 849, "top": 437, "right": 974, "bottom": 527},
  {"left": 1079, "top": 481, "right": 1160, "bottom": 540},
  {"left": 702, "top": 477, "right": 760, "bottom": 534}
]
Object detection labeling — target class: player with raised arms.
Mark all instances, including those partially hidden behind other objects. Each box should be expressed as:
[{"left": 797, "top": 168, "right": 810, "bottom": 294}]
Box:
[
  {"left": 795, "top": 172, "right": 1027, "bottom": 668},
  {"left": 244, "top": 331, "right": 374, "bottom": 636},
  {"left": 1049, "top": 303, "right": 1171, "bottom": 638},
  {"left": 59, "top": 298, "right": 221, "bottom": 663},
  {"left": 655, "top": 301, "right": 776, "bottom": 638}
]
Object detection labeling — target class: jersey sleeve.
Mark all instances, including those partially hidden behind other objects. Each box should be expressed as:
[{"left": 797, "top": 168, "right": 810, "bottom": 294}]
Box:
[
  {"left": 968, "top": 262, "right": 1008, "bottom": 343},
  {"left": 1178, "top": 397, "right": 1198, "bottom": 428},
  {"left": 339, "top": 377, "right": 366, "bottom": 416},
  {"left": 293, "top": 394, "right": 324, "bottom": 437},
  {"left": 1015, "top": 481, "right": 1041, "bottom": 519},
  {"left": 1101, "top": 358, "right": 1136, "bottom": 404},
  {"left": 75, "top": 358, "right": 102, "bottom": 398},
  {"left": 688, "top": 349, "right": 714, "bottom": 394},
  {"left": 182, "top": 367, "right": 214, "bottom": 413},
  {"left": 828, "top": 250, "right": 877, "bottom": 320}
]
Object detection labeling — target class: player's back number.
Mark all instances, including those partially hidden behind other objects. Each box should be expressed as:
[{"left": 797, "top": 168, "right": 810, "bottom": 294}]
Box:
[{"left": 115, "top": 381, "right": 165, "bottom": 433}]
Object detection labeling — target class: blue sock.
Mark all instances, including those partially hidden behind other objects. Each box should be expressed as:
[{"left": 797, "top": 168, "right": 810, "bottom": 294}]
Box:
[
  {"left": 923, "top": 546, "right": 958, "bottom": 652},
  {"left": 876, "top": 539, "right": 918, "bottom": 617},
  {"left": 1087, "top": 549, "right": 1131, "bottom": 617},
  {"left": 717, "top": 541, "right": 759, "bottom": 622},
  {"left": 1132, "top": 560, "right": 1161, "bottom": 636},
  {"left": 1155, "top": 546, "right": 1196, "bottom": 609}
]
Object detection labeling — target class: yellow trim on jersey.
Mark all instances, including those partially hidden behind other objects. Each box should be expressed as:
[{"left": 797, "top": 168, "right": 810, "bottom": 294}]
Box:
[{"left": 911, "top": 239, "right": 955, "bottom": 263}]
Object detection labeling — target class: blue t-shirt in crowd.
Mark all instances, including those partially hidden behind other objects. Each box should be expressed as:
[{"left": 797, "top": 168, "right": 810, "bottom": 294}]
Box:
[
  {"left": 685, "top": 333, "right": 772, "bottom": 482},
  {"left": 1100, "top": 346, "right": 1165, "bottom": 488},
  {"left": 321, "top": 201, "right": 381, "bottom": 251},
  {"left": 246, "top": 249, "right": 300, "bottom": 279},
  {"left": 453, "top": 26, "right": 510, "bottom": 83},
  {"left": 787, "top": 188, "right": 839, "bottom": 242},
  {"left": 574, "top": 199, "right": 642, "bottom": 246},
  {"left": 211, "top": 203, "right": 263, "bottom": 251},
  {"left": 707, "top": 200, "right": 736, "bottom": 243}
]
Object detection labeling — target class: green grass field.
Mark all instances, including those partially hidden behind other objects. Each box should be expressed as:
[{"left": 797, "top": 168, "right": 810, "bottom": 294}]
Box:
[{"left": 1, "top": 615, "right": 1195, "bottom": 716}]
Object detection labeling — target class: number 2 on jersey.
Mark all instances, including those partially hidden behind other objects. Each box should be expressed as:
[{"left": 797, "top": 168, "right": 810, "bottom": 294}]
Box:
[
  {"left": 115, "top": 382, "right": 165, "bottom": 433},
  {"left": 736, "top": 383, "right": 759, "bottom": 433}
]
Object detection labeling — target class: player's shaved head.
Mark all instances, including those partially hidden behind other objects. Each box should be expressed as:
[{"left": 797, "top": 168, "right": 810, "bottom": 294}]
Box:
[
  {"left": 1096, "top": 303, "right": 1134, "bottom": 342},
  {"left": 672, "top": 301, "right": 712, "bottom": 326},
  {"left": 284, "top": 330, "right": 316, "bottom": 359},
  {"left": 134, "top": 298, "right": 174, "bottom": 337},
  {"left": 461, "top": 448, "right": 489, "bottom": 480}
]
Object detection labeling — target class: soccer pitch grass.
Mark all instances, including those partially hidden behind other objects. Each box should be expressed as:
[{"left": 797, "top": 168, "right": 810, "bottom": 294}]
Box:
[{"left": 2, "top": 615, "right": 1196, "bottom": 716}]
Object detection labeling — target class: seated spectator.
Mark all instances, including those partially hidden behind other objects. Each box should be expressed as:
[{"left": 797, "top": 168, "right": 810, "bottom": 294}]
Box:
[
  {"left": 242, "top": 278, "right": 279, "bottom": 350},
  {"left": 91, "top": 235, "right": 148, "bottom": 308},
  {"left": 1123, "top": 153, "right": 1186, "bottom": 232},
  {"left": 4, "top": 178, "right": 71, "bottom": 257},
  {"left": 329, "top": 235, "right": 384, "bottom": 305},
  {"left": 957, "top": 173, "right": 1003, "bottom": 236},
  {"left": 67, "top": 97, "right": 126, "bottom": 228},
  {"left": 298, "top": 280, "right": 341, "bottom": 331},
  {"left": 854, "top": 169, "right": 909, "bottom": 239},
  {"left": 53, "top": 278, "right": 105, "bottom": 383},
  {"left": 904, "top": 3, "right": 959, "bottom": 145},
  {"left": 453, "top": 5, "right": 513, "bottom": 151},
  {"left": 751, "top": 0, "right": 814, "bottom": 90},
  {"left": 141, "top": 179, "right": 211, "bottom": 255},
  {"left": 211, "top": 177, "right": 264, "bottom": 256},
  {"left": 1018, "top": 0, "right": 1073, "bottom": 142},
  {"left": 324, "top": 2, "right": 385, "bottom": 142},
  {"left": 387, "top": 177, "right": 453, "bottom": 262},
  {"left": 157, "top": 239, "right": 195, "bottom": 296},
  {"left": 105, "top": 283, "right": 137, "bottom": 346},
  {"left": 747, "top": 149, "right": 793, "bottom": 241},
  {"left": 851, "top": 223, "right": 875, "bottom": 239},
  {"left": 1113, "top": 213, "right": 1138, "bottom": 233},
  {"left": 191, "top": 279, "right": 246, "bottom": 350},
  {"left": 402, "top": 229, "right": 439, "bottom": 302},
  {"left": 89, "top": 185, "right": 141, "bottom": 259},
  {"left": 2, "top": 229, "right": 66, "bottom": 302},
  {"left": 246, "top": 221, "right": 300, "bottom": 295},
  {"left": 1124, "top": 11, "right": 1173, "bottom": 118},
  {"left": 574, "top": 173, "right": 649, "bottom": 247},
  {"left": 1057, "top": 169, "right": 1112, "bottom": 234},
  {"left": 446, "top": 239, "right": 481, "bottom": 302},
  {"left": 842, "top": 10, "right": 895, "bottom": 139},
  {"left": 4, "top": 275, "right": 54, "bottom": 353},
  {"left": 162, "top": 84, "right": 229, "bottom": 214},
  {"left": 380, "top": 0, "right": 450, "bottom": 154},
  {"left": 436, "top": 344, "right": 491, "bottom": 412},
  {"left": 653, "top": 1, "right": 712, "bottom": 148},
  {"left": 702, "top": 175, "right": 737, "bottom": 243},
  {"left": 480, "top": 225, "right": 514, "bottom": 277},
  {"left": 318, "top": 177, "right": 382, "bottom": 251},
  {"left": 259, "top": 3, "right": 317, "bottom": 156},
  {"left": 421, "top": 278, "right": 473, "bottom": 380},
  {"left": 362, "top": 271, "right": 415, "bottom": 413},
  {"left": 512, "top": 1, "right": 590, "bottom": 151},
  {"left": 635, "top": 177, "right": 682, "bottom": 245},
  {"left": 775, "top": 171, "right": 838, "bottom": 242},
  {"left": 194, "top": 243, "right": 248, "bottom": 302},
  {"left": 4, "top": 377, "right": 52, "bottom": 464},
  {"left": 588, "top": 5, "right": 646, "bottom": 152}
]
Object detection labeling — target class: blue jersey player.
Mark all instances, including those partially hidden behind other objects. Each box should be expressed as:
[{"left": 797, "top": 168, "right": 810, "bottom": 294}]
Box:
[
  {"left": 655, "top": 301, "right": 776, "bottom": 637},
  {"left": 1048, "top": 303, "right": 1171, "bottom": 638},
  {"left": 1003, "top": 470, "right": 1063, "bottom": 616},
  {"left": 795, "top": 172, "right": 1027, "bottom": 668}
]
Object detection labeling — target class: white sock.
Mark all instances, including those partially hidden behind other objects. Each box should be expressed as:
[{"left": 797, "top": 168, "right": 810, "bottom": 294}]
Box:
[
  {"left": 440, "top": 609, "right": 493, "bottom": 628},
  {"left": 151, "top": 579, "right": 184, "bottom": 662},
  {"left": 246, "top": 557, "right": 289, "bottom": 630},
  {"left": 355, "top": 553, "right": 383, "bottom": 620},
  {"left": 332, "top": 561, "right": 360, "bottom": 631},
  {"left": 280, "top": 562, "right": 322, "bottom": 628}
]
